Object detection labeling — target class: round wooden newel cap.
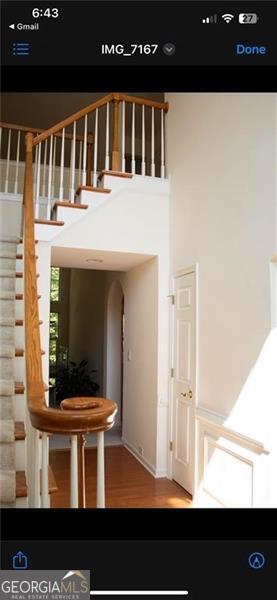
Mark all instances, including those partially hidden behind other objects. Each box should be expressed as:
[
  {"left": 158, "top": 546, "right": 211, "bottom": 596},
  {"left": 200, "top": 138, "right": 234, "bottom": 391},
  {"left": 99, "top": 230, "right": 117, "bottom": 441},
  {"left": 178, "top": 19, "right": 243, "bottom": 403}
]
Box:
[
  {"left": 59, "top": 396, "right": 118, "bottom": 434},
  {"left": 61, "top": 397, "right": 103, "bottom": 411}
]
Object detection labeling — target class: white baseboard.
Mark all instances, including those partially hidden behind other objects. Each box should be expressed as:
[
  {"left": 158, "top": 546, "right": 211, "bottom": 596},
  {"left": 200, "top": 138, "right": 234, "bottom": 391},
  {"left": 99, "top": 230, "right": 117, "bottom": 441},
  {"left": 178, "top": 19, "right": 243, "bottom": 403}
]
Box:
[{"left": 122, "top": 436, "right": 157, "bottom": 478}]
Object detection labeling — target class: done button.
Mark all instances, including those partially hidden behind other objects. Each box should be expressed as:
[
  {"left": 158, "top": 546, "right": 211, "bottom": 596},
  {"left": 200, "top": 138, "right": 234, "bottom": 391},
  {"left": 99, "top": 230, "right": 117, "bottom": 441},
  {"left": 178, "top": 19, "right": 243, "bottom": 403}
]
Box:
[{"left": 236, "top": 43, "right": 267, "bottom": 55}]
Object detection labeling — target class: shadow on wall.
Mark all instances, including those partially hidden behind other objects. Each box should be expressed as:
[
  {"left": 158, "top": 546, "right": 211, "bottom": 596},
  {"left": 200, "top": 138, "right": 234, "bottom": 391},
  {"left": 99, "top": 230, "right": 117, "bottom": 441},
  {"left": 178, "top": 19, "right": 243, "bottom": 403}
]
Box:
[{"left": 194, "top": 328, "right": 277, "bottom": 508}]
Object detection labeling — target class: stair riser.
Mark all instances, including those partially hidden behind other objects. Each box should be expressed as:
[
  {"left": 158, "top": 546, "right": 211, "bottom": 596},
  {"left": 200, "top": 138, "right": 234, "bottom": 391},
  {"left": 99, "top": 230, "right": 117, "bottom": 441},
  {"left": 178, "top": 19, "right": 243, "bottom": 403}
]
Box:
[
  {"left": 15, "top": 328, "right": 24, "bottom": 348},
  {"left": 0, "top": 396, "right": 13, "bottom": 419},
  {"left": 0, "top": 257, "right": 16, "bottom": 270},
  {"left": 0, "top": 299, "right": 14, "bottom": 318},
  {"left": 15, "top": 439, "right": 27, "bottom": 471},
  {"left": 13, "top": 396, "right": 26, "bottom": 422},
  {"left": 0, "top": 357, "right": 14, "bottom": 380},
  {"left": 15, "top": 497, "right": 28, "bottom": 507},
  {"left": 16, "top": 259, "right": 23, "bottom": 272},
  {"left": 15, "top": 278, "right": 24, "bottom": 294},
  {"left": 14, "top": 356, "right": 25, "bottom": 381},
  {"left": 0, "top": 327, "right": 14, "bottom": 344},
  {"left": 0, "top": 242, "right": 17, "bottom": 254},
  {"left": 0, "top": 277, "right": 15, "bottom": 292}
]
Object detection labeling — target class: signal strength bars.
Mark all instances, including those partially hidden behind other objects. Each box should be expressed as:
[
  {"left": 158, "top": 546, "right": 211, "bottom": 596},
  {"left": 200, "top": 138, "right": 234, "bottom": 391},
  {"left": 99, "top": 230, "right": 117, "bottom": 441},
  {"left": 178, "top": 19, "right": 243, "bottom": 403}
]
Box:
[
  {"left": 202, "top": 14, "right": 217, "bottom": 24},
  {"left": 12, "top": 42, "right": 30, "bottom": 56}
]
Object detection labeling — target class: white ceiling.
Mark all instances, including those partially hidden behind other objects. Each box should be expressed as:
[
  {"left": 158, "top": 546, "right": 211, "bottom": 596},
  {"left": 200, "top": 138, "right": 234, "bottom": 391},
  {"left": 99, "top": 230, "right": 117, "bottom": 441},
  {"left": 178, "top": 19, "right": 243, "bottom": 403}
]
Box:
[{"left": 51, "top": 246, "right": 154, "bottom": 272}]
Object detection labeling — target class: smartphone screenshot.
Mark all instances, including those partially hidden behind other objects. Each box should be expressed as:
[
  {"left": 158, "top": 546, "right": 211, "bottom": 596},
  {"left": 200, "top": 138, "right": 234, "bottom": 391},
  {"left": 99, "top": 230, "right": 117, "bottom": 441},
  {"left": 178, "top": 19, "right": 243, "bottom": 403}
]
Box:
[{"left": 0, "top": 1, "right": 276, "bottom": 598}]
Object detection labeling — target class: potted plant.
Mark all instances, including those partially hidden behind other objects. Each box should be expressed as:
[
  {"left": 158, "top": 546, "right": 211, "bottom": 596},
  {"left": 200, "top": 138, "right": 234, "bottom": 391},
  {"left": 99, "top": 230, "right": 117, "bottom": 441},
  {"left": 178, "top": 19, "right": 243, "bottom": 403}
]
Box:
[{"left": 54, "top": 359, "right": 100, "bottom": 406}]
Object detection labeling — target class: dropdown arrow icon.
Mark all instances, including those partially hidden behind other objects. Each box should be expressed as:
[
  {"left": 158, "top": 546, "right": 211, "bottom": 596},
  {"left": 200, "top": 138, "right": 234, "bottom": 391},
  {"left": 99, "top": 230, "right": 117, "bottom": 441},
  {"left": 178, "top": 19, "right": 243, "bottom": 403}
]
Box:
[{"left": 162, "top": 43, "right": 176, "bottom": 56}]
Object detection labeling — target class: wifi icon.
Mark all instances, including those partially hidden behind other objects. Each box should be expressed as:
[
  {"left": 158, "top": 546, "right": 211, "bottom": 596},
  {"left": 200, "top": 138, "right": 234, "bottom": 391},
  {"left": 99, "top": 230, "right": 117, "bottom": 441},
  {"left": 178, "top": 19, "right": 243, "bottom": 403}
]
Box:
[{"left": 222, "top": 13, "right": 235, "bottom": 23}]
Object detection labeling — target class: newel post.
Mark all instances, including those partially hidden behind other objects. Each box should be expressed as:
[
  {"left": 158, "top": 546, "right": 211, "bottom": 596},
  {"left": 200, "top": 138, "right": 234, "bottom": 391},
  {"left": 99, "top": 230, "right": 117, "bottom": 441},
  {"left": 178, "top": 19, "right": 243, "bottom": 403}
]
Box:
[{"left": 111, "top": 97, "right": 120, "bottom": 171}]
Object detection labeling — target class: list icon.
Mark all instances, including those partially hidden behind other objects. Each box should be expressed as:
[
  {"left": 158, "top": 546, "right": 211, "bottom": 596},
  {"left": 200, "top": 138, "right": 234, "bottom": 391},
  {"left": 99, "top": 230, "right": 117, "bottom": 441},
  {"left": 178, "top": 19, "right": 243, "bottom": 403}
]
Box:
[{"left": 12, "top": 42, "right": 30, "bottom": 56}]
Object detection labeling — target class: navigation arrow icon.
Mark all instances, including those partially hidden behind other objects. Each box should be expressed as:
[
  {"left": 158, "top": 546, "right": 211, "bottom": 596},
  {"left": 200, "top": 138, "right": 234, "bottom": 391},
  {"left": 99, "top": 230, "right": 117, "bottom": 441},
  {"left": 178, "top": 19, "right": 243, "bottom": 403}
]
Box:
[{"left": 9, "top": 24, "right": 15, "bottom": 29}]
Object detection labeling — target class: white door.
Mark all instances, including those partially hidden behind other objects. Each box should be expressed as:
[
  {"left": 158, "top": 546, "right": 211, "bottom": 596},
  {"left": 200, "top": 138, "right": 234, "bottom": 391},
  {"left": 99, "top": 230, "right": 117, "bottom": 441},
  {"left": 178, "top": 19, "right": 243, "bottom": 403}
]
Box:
[{"left": 172, "top": 270, "right": 196, "bottom": 495}]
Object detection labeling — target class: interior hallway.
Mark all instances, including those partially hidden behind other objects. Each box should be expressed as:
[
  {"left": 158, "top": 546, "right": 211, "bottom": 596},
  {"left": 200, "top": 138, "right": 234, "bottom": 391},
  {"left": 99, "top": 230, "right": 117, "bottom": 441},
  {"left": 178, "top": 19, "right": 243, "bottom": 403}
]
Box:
[{"left": 50, "top": 446, "right": 192, "bottom": 509}]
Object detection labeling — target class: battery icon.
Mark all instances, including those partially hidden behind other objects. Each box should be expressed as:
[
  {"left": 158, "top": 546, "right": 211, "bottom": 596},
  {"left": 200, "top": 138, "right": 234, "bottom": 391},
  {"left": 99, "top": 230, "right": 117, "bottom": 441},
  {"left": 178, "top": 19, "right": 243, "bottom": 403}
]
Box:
[{"left": 239, "top": 13, "right": 259, "bottom": 24}]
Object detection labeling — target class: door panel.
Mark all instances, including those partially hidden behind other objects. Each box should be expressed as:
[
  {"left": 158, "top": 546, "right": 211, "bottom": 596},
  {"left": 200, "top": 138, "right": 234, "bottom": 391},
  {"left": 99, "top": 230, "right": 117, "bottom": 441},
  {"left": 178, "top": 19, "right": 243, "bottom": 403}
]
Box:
[{"left": 172, "top": 271, "right": 196, "bottom": 494}]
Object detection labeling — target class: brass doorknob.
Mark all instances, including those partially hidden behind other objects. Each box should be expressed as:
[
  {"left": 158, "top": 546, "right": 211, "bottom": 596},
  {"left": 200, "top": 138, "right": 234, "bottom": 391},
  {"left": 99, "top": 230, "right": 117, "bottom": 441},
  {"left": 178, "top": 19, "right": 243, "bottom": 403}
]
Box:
[{"left": 181, "top": 390, "right": 193, "bottom": 399}]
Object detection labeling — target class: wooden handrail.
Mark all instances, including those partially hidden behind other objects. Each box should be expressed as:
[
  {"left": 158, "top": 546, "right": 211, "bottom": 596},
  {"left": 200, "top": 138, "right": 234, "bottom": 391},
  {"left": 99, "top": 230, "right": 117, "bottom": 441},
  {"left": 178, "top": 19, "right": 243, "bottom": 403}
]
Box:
[
  {"left": 23, "top": 131, "right": 116, "bottom": 434},
  {"left": 0, "top": 121, "right": 89, "bottom": 143},
  {"left": 33, "top": 94, "right": 114, "bottom": 146},
  {"left": 32, "top": 93, "right": 168, "bottom": 147},
  {"left": 116, "top": 93, "right": 169, "bottom": 112}
]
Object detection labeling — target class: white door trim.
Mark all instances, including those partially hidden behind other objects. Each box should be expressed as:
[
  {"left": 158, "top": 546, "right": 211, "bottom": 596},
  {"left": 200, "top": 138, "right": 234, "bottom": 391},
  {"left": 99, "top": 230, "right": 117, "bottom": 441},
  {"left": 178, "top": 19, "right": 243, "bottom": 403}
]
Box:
[{"left": 168, "top": 264, "right": 199, "bottom": 497}]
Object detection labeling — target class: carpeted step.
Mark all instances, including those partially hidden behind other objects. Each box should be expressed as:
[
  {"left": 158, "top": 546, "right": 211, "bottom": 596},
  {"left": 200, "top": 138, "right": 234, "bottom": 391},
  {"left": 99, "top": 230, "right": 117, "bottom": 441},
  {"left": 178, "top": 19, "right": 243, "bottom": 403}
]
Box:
[{"left": 0, "top": 237, "right": 18, "bottom": 505}]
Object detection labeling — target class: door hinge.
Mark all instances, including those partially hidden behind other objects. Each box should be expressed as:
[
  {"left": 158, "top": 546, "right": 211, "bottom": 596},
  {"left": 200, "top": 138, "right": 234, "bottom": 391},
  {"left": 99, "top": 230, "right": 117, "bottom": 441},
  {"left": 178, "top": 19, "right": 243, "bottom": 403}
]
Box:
[
  {"left": 169, "top": 441, "right": 173, "bottom": 452},
  {"left": 170, "top": 367, "right": 174, "bottom": 378},
  {"left": 168, "top": 294, "right": 175, "bottom": 305}
]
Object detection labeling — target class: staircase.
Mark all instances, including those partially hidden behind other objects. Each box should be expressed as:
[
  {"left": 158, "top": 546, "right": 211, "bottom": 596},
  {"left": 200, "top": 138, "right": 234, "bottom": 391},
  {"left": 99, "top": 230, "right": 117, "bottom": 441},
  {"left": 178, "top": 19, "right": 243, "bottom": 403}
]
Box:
[
  {"left": 0, "top": 93, "right": 169, "bottom": 508},
  {"left": 0, "top": 236, "right": 19, "bottom": 505}
]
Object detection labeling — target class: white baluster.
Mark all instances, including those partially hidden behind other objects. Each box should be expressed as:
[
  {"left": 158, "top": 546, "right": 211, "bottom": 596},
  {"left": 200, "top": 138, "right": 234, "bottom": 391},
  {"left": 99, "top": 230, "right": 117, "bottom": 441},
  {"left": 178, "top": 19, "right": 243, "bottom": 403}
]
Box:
[
  {"left": 33, "top": 144, "right": 38, "bottom": 199},
  {"left": 121, "top": 100, "right": 126, "bottom": 172},
  {"left": 97, "top": 431, "right": 105, "bottom": 508},
  {"left": 93, "top": 108, "right": 99, "bottom": 187},
  {"left": 151, "top": 106, "right": 155, "bottom": 177},
  {"left": 105, "top": 102, "right": 110, "bottom": 170},
  {"left": 35, "top": 143, "right": 41, "bottom": 218},
  {"left": 59, "top": 128, "right": 65, "bottom": 200},
  {"left": 4, "top": 128, "right": 11, "bottom": 192},
  {"left": 161, "top": 109, "right": 165, "bottom": 178},
  {"left": 28, "top": 426, "right": 40, "bottom": 508},
  {"left": 78, "top": 140, "right": 83, "bottom": 186},
  {"left": 141, "top": 105, "right": 146, "bottom": 176},
  {"left": 47, "top": 135, "right": 53, "bottom": 219},
  {"left": 42, "top": 139, "right": 48, "bottom": 196},
  {"left": 41, "top": 433, "right": 49, "bottom": 508},
  {"left": 131, "top": 102, "right": 136, "bottom": 174},
  {"left": 51, "top": 135, "right": 57, "bottom": 198},
  {"left": 82, "top": 114, "right": 88, "bottom": 186},
  {"left": 69, "top": 121, "right": 76, "bottom": 201},
  {"left": 70, "top": 435, "right": 79, "bottom": 508},
  {"left": 14, "top": 130, "right": 21, "bottom": 193}
]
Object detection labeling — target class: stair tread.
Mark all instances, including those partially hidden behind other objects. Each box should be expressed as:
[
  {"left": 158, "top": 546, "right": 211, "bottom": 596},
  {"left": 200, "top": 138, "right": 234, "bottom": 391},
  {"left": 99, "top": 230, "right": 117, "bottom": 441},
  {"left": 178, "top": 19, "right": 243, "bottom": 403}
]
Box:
[
  {"left": 16, "top": 272, "right": 39, "bottom": 278},
  {"left": 16, "top": 293, "right": 41, "bottom": 300},
  {"left": 76, "top": 185, "right": 111, "bottom": 195},
  {"left": 15, "top": 319, "right": 43, "bottom": 326},
  {"left": 35, "top": 219, "right": 64, "bottom": 226},
  {"left": 16, "top": 466, "right": 58, "bottom": 498},
  {"left": 15, "top": 421, "right": 26, "bottom": 441},
  {"left": 15, "top": 348, "right": 45, "bottom": 357},
  {"left": 98, "top": 170, "right": 133, "bottom": 180},
  {"left": 15, "top": 381, "right": 48, "bottom": 393},
  {"left": 15, "top": 381, "right": 25, "bottom": 393},
  {"left": 54, "top": 201, "right": 88, "bottom": 209},
  {"left": 16, "top": 254, "right": 38, "bottom": 260}
]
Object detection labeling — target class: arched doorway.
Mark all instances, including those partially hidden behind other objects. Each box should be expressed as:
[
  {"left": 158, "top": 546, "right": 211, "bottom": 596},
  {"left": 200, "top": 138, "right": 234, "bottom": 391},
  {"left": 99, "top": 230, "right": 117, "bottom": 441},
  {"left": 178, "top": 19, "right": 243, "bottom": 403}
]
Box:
[{"left": 106, "top": 280, "right": 124, "bottom": 431}]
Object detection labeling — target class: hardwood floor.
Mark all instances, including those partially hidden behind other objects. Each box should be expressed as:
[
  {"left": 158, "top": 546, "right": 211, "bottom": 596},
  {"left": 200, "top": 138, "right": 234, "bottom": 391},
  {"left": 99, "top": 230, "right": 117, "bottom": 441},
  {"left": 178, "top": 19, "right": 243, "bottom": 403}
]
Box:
[{"left": 50, "top": 445, "right": 192, "bottom": 509}]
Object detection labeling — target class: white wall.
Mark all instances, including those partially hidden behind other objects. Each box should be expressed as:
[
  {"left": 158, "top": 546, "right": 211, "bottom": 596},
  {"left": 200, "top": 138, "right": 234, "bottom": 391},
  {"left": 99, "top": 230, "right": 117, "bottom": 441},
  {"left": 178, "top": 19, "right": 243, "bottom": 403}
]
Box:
[
  {"left": 105, "top": 259, "right": 160, "bottom": 473},
  {"left": 167, "top": 93, "right": 277, "bottom": 506}
]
